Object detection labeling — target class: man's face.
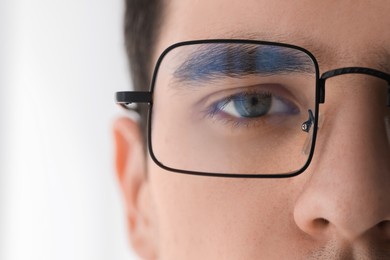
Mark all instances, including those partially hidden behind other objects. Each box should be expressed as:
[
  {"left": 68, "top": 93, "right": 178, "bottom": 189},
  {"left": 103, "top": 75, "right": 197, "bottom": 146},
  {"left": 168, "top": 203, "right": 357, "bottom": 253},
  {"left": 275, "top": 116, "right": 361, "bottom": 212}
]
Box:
[{"left": 115, "top": 0, "right": 390, "bottom": 259}]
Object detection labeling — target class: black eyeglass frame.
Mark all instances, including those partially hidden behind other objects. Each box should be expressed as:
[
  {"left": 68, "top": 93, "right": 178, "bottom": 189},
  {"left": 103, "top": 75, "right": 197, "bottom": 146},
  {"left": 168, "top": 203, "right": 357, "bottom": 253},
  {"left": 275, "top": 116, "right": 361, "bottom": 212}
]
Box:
[{"left": 116, "top": 39, "right": 390, "bottom": 178}]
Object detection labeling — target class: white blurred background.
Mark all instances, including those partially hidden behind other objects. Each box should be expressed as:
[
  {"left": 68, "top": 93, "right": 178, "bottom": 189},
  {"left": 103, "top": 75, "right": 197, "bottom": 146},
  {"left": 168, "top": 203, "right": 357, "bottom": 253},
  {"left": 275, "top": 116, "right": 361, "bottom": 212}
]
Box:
[{"left": 0, "top": 0, "right": 137, "bottom": 259}]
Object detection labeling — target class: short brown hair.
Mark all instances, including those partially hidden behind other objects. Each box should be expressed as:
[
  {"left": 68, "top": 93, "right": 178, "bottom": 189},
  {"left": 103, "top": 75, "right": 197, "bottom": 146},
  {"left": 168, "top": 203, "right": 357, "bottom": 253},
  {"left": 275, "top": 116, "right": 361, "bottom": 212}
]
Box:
[{"left": 124, "top": 0, "right": 163, "bottom": 133}]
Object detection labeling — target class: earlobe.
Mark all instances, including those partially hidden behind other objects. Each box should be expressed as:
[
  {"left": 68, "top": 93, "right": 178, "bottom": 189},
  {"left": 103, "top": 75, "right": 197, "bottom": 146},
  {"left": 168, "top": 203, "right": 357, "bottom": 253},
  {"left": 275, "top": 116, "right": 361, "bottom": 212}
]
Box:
[{"left": 113, "top": 117, "right": 158, "bottom": 259}]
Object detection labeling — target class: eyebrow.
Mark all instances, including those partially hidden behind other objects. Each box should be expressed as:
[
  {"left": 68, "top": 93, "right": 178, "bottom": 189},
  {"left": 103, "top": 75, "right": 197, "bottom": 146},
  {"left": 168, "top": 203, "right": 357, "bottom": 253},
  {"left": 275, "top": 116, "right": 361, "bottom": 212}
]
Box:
[{"left": 173, "top": 43, "right": 315, "bottom": 83}]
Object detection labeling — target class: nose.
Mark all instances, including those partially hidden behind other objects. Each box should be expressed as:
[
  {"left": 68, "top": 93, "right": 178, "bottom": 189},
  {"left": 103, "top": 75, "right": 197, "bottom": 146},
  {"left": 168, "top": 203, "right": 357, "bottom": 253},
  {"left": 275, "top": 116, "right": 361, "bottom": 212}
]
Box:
[{"left": 293, "top": 86, "right": 390, "bottom": 242}]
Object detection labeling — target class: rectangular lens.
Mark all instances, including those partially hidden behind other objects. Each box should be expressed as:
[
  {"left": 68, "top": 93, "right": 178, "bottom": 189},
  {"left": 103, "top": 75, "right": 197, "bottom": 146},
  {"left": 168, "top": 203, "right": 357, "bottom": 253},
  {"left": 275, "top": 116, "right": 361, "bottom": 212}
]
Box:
[{"left": 151, "top": 42, "right": 317, "bottom": 175}]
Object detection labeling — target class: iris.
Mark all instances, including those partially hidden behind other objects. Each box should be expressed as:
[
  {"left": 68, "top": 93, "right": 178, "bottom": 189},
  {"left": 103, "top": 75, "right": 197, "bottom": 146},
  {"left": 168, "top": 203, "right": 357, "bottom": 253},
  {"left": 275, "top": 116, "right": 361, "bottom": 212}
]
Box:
[{"left": 232, "top": 93, "right": 272, "bottom": 118}]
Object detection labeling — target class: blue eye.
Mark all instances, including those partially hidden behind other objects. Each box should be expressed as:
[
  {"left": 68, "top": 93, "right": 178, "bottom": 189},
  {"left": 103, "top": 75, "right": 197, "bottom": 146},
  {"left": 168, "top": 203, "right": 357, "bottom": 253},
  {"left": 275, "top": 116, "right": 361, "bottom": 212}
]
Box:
[
  {"left": 212, "top": 91, "right": 298, "bottom": 120},
  {"left": 229, "top": 93, "right": 271, "bottom": 118}
]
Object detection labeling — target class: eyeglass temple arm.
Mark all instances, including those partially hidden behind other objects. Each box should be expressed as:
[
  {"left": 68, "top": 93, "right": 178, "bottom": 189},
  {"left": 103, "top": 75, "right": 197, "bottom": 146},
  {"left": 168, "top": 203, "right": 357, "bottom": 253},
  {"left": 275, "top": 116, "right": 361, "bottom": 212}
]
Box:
[
  {"left": 319, "top": 67, "right": 390, "bottom": 106},
  {"left": 116, "top": 91, "right": 152, "bottom": 110},
  {"left": 116, "top": 67, "right": 390, "bottom": 108}
]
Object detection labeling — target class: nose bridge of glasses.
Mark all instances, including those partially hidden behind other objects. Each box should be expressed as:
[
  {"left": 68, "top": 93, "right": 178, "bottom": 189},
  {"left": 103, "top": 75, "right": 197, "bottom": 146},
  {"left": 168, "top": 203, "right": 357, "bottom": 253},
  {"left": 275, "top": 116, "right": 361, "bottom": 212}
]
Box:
[{"left": 319, "top": 67, "right": 390, "bottom": 106}]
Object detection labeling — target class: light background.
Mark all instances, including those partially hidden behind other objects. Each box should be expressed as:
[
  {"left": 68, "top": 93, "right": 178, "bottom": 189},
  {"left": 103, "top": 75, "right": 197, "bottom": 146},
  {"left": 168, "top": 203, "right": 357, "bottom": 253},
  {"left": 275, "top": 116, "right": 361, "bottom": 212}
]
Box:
[{"left": 1, "top": 0, "right": 137, "bottom": 259}]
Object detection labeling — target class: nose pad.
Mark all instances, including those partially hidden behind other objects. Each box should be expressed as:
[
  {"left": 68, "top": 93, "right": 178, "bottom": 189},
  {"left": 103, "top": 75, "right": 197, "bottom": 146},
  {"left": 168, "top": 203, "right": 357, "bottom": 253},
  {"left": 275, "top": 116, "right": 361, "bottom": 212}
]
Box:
[
  {"left": 301, "top": 109, "right": 315, "bottom": 133},
  {"left": 301, "top": 110, "right": 324, "bottom": 156}
]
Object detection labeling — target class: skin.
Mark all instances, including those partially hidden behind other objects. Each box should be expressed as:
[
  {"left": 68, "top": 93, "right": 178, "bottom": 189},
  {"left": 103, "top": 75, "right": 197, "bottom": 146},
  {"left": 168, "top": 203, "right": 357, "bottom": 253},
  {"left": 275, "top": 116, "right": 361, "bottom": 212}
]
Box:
[{"left": 114, "top": 0, "right": 390, "bottom": 259}]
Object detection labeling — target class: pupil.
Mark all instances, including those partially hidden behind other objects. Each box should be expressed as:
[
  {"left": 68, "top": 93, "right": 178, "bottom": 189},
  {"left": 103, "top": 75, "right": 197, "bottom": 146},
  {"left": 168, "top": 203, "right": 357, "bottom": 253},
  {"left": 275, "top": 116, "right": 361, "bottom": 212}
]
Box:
[
  {"left": 234, "top": 93, "right": 272, "bottom": 118},
  {"left": 251, "top": 97, "right": 259, "bottom": 106}
]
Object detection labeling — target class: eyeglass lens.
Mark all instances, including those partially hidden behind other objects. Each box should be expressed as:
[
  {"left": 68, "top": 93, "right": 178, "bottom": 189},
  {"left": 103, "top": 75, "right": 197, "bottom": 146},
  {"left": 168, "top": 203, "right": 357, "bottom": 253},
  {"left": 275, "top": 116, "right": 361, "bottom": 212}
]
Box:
[{"left": 151, "top": 43, "right": 318, "bottom": 175}]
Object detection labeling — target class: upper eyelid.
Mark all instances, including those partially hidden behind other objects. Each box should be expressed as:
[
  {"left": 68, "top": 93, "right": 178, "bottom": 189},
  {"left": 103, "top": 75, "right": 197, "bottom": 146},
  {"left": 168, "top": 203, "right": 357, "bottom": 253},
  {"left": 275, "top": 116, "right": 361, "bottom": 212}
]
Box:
[{"left": 203, "top": 84, "right": 298, "bottom": 105}]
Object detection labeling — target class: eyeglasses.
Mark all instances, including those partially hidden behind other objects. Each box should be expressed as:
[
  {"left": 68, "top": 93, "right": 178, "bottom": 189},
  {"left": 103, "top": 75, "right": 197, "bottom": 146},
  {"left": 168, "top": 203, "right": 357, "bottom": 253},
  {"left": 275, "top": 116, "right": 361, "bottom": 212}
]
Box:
[{"left": 116, "top": 39, "right": 390, "bottom": 178}]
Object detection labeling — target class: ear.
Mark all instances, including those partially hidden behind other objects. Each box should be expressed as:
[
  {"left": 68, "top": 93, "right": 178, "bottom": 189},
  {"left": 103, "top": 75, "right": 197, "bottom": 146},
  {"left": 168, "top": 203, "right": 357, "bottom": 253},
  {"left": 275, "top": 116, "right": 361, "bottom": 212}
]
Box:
[{"left": 113, "top": 117, "right": 157, "bottom": 260}]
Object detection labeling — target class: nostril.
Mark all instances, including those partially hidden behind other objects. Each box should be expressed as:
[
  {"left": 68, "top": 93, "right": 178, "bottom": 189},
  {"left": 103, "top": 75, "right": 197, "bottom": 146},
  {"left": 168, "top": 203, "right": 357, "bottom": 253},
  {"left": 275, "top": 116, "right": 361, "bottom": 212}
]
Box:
[
  {"left": 303, "top": 218, "right": 331, "bottom": 238},
  {"left": 377, "top": 221, "right": 389, "bottom": 229},
  {"left": 313, "top": 218, "right": 330, "bottom": 229},
  {"left": 377, "top": 220, "right": 390, "bottom": 239}
]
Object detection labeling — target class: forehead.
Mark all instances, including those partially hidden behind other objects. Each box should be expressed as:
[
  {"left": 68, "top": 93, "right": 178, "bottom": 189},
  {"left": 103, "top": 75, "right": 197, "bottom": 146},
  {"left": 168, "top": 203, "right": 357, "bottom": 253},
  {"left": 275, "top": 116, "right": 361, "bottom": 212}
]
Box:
[{"left": 156, "top": 0, "right": 390, "bottom": 72}]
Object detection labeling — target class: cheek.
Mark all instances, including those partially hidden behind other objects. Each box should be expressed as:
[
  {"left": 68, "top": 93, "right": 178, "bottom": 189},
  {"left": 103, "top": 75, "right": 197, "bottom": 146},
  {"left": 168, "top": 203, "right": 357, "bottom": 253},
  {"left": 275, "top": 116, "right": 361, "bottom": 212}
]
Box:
[{"left": 148, "top": 158, "right": 308, "bottom": 258}]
